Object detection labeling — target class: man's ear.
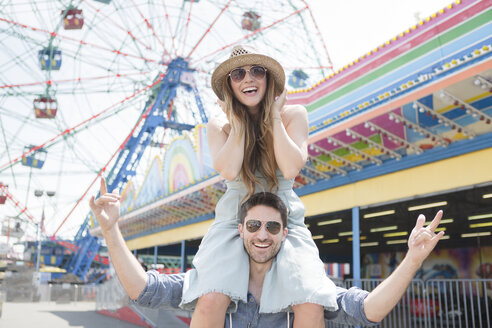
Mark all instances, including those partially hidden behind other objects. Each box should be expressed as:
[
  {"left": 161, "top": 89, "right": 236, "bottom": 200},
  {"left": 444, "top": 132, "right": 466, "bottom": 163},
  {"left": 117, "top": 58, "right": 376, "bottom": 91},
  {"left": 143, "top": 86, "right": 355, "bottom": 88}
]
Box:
[
  {"left": 281, "top": 228, "right": 288, "bottom": 242},
  {"left": 238, "top": 223, "right": 244, "bottom": 239}
]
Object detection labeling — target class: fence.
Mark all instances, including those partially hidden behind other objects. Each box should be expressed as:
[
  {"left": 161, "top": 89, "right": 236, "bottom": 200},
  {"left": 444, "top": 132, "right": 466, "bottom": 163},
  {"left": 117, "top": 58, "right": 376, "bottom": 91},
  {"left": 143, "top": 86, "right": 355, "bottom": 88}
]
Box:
[
  {"left": 326, "top": 279, "right": 492, "bottom": 328},
  {"left": 1, "top": 268, "right": 98, "bottom": 303},
  {"left": 93, "top": 275, "right": 490, "bottom": 328},
  {"left": 37, "top": 283, "right": 97, "bottom": 303},
  {"left": 96, "top": 275, "right": 191, "bottom": 327}
]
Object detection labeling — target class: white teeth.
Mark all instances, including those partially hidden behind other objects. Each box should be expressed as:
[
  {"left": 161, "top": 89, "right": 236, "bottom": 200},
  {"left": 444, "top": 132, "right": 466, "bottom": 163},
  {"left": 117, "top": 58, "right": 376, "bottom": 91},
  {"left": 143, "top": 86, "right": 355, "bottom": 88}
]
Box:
[
  {"left": 243, "top": 87, "right": 257, "bottom": 93},
  {"left": 254, "top": 243, "right": 270, "bottom": 248}
]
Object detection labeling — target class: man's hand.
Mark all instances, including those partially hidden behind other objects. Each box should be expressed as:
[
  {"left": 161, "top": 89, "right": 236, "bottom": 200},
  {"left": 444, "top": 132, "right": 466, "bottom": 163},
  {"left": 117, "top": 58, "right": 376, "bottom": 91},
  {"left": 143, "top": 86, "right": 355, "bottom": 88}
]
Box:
[
  {"left": 89, "top": 178, "right": 121, "bottom": 233},
  {"left": 363, "top": 210, "right": 445, "bottom": 322},
  {"left": 406, "top": 210, "right": 445, "bottom": 266},
  {"left": 89, "top": 178, "right": 147, "bottom": 300}
]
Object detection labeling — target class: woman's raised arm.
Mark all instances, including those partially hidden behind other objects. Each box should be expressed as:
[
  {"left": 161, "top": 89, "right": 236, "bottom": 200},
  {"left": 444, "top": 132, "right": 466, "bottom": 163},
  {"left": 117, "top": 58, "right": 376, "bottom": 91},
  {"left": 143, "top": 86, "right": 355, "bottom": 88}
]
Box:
[
  {"left": 272, "top": 91, "right": 309, "bottom": 179},
  {"left": 207, "top": 117, "right": 245, "bottom": 181}
]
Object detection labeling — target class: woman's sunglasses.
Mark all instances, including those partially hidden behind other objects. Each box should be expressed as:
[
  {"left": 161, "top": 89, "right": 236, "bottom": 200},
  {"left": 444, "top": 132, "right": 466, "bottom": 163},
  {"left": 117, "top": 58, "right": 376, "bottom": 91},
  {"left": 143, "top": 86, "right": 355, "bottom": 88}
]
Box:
[
  {"left": 245, "top": 219, "right": 282, "bottom": 235},
  {"left": 229, "top": 66, "right": 267, "bottom": 83}
]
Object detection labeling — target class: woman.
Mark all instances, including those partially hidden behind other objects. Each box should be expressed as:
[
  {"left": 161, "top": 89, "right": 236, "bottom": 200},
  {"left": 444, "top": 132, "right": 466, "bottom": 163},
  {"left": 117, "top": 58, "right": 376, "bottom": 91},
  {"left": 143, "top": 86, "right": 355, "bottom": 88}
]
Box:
[{"left": 181, "top": 45, "right": 337, "bottom": 328}]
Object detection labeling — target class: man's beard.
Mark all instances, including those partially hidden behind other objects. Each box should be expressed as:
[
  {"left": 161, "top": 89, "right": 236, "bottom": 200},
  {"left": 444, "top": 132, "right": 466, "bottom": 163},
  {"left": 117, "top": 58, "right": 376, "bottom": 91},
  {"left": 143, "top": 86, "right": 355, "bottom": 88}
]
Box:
[{"left": 244, "top": 239, "right": 281, "bottom": 264}]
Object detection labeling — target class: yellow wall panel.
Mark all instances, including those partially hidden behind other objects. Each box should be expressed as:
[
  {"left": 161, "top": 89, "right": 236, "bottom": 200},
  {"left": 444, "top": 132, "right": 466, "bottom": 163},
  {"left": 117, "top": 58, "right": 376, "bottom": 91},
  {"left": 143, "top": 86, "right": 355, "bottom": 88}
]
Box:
[
  {"left": 303, "top": 148, "right": 492, "bottom": 216},
  {"left": 127, "top": 219, "right": 213, "bottom": 250}
]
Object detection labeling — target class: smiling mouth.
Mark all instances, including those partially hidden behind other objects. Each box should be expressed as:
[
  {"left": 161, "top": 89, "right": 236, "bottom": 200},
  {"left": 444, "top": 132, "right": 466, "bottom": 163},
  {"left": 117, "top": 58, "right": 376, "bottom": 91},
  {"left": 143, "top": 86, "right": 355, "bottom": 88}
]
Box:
[
  {"left": 253, "top": 242, "right": 271, "bottom": 249},
  {"left": 242, "top": 86, "right": 258, "bottom": 94}
]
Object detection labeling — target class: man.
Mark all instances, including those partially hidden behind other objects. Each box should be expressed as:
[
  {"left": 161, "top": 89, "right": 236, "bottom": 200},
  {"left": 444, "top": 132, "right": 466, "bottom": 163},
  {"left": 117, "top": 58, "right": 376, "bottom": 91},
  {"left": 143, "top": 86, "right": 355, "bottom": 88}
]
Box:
[{"left": 90, "top": 179, "right": 444, "bottom": 327}]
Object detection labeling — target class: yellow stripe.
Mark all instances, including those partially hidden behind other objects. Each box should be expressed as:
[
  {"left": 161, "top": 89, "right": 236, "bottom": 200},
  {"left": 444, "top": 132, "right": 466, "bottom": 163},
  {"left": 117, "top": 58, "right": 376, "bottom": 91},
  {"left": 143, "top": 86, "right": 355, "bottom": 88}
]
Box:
[
  {"left": 126, "top": 219, "right": 213, "bottom": 250},
  {"left": 437, "top": 91, "right": 491, "bottom": 114},
  {"left": 302, "top": 147, "right": 492, "bottom": 216}
]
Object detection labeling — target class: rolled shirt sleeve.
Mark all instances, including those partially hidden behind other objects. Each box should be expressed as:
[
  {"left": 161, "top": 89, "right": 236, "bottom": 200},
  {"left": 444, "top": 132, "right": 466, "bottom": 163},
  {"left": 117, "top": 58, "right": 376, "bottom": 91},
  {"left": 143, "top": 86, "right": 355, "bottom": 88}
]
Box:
[
  {"left": 134, "top": 270, "right": 185, "bottom": 310},
  {"left": 324, "top": 286, "right": 378, "bottom": 326}
]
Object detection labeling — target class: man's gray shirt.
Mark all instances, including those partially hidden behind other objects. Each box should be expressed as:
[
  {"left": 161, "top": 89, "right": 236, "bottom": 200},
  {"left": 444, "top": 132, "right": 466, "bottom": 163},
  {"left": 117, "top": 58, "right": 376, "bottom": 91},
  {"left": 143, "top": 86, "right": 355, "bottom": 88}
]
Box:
[{"left": 135, "top": 271, "right": 376, "bottom": 327}]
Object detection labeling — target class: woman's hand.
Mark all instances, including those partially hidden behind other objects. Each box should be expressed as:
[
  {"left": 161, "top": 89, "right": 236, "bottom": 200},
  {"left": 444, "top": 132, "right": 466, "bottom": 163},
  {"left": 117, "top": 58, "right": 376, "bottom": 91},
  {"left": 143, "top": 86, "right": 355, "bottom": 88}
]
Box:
[{"left": 272, "top": 89, "right": 287, "bottom": 119}]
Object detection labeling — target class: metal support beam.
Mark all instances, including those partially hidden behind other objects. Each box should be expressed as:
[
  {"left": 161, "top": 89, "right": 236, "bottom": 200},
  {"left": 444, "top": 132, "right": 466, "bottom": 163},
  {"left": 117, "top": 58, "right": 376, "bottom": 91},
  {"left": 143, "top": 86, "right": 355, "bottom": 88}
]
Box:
[
  {"left": 352, "top": 206, "right": 361, "bottom": 288},
  {"left": 180, "top": 240, "right": 186, "bottom": 273},
  {"left": 310, "top": 143, "right": 358, "bottom": 172},
  {"left": 414, "top": 100, "right": 475, "bottom": 138},
  {"left": 389, "top": 112, "right": 449, "bottom": 147},
  {"left": 302, "top": 161, "right": 332, "bottom": 181},
  {"left": 364, "top": 121, "right": 422, "bottom": 155},
  {"left": 440, "top": 90, "right": 492, "bottom": 123},
  {"left": 308, "top": 154, "right": 348, "bottom": 176},
  {"left": 328, "top": 136, "right": 382, "bottom": 165},
  {"left": 346, "top": 128, "right": 402, "bottom": 160}
]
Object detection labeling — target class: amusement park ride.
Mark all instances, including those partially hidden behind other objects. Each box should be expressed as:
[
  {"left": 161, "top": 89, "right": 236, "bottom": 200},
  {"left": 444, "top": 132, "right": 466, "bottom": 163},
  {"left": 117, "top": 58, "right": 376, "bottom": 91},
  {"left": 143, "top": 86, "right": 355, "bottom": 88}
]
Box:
[{"left": 0, "top": 0, "right": 331, "bottom": 281}]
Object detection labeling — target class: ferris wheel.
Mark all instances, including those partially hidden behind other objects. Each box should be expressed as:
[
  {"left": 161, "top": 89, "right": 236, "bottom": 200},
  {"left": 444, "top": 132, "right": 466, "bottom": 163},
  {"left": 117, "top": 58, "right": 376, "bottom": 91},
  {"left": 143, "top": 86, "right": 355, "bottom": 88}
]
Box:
[{"left": 0, "top": 0, "right": 333, "bottom": 239}]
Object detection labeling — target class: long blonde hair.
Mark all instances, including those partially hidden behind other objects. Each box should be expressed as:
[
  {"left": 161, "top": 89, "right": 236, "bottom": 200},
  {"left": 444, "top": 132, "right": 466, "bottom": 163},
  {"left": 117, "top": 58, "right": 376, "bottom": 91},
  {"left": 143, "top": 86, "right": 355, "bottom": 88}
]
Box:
[{"left": 222, "top": 73, "right": 279, "bottom": 198}]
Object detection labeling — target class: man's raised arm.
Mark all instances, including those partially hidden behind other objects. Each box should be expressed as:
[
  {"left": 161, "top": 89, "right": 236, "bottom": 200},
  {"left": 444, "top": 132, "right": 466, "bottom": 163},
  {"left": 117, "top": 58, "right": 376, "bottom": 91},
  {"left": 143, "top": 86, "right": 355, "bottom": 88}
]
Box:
[
  {"left": 89, "top": 178, "right": 147, "bottom": 300},
  {"left": 362, "top": 210, "right": 444, "bottom": 322}
]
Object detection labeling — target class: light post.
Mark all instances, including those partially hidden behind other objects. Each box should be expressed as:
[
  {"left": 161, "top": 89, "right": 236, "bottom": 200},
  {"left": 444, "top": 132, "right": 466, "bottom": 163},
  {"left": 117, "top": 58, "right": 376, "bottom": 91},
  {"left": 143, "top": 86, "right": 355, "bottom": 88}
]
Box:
[{"left": 34, "top": 189, "right": 55, "bottom": 273}]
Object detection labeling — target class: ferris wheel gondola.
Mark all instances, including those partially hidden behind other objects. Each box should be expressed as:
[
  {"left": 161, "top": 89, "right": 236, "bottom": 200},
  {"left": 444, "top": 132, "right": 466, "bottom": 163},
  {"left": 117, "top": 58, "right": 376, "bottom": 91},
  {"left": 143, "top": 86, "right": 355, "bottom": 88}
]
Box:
[
  {"left": 21, "top": 145, "right": 47, "bottom": 169},
  {"left": 241, "top": 11, "right": 261, "bottom": 31},
  {"left": 61, "top": 8, "right": 84, "bottom": 30},
  {"left": 289, "top": 69, "right": 309, "bottom": 89},
  {"left": 38, "top": 47, "right": 62, "bottom": 71},
  {"left": 33, "top": 96, "right": 58, "bottom": 119}
]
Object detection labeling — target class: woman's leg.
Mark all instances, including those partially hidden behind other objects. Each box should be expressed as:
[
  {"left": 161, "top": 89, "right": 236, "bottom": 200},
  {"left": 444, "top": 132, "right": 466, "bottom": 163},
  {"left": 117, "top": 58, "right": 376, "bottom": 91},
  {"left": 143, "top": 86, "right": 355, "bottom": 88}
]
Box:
[
  {"left": 190, "top": 292, "right": 231, "bottom": 328},
  {"left": 292, "top": 303, "right": 324, "bottom": 328}
]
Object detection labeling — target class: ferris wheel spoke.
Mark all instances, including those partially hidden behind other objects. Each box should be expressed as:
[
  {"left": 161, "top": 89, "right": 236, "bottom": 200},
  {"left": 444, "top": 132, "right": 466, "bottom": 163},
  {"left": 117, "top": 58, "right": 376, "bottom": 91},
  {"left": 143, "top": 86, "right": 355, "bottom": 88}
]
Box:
[
  {"left": 127, "top": 0, "right": 169, "bottom": 59},
  {"left": 161, "top": 0, "right": 177, "bottom": 57},
  {"left": 0, "top": 17, "right": 158, "bottom": 63},
  {"left": 81, "top": 0, "right": 154, "bottom": 52},
  {"left": 0, "top": 74, "right": 164, "bottom": 173},
  {"left": 0, "top": 108, "right": 18, "bottom": 188},
  {"left": 186, "top": 0, "right": 232, "bottom": 59},
  {"left": 191, "top": 5, "right": 309, "bottom": 65},
  {"left": 65, "top": 45, "right": 150, "bottom": 82},
  {"left": 104, "top": 2, "right": 167, "bottom": 69},
  {"left": 0, "top": 71, "right": 151, "bottom": 90},
  {"left": 20, "top": 0, "right": 57, "bottom": 33},
  {"left": 178, "top": 0, "right": 195, "bottom": 57},
  {"left": 0, "top": 40, "right": 45, "bottom": 83}
]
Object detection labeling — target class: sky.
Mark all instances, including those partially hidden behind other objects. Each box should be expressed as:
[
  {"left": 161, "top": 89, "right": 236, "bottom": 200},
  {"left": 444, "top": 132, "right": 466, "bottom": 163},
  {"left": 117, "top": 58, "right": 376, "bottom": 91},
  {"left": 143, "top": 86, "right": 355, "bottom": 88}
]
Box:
[
  {"left": 0, "top": 0, "right": 456, "bottom": 248},
  {"left": 309, "top": 0, "right": 453, "bottom": 69}
]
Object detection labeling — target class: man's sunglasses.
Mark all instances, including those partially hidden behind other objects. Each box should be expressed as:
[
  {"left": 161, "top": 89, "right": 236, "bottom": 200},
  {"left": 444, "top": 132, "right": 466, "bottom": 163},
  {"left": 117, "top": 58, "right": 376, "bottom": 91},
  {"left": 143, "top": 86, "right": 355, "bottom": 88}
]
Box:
[
  {"left": 245, "top": 219, "right": 282, "bottom": 235},
  {"left": 229, "top": 66, "right": 267, "bottom": 83}
]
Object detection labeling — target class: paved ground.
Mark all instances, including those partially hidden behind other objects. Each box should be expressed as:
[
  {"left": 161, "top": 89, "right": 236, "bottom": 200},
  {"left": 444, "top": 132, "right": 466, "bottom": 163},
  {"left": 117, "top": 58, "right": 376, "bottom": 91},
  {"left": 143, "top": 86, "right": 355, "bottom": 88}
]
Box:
[{"left": 0, "top": 302, "right": 143, "bottom": 328}]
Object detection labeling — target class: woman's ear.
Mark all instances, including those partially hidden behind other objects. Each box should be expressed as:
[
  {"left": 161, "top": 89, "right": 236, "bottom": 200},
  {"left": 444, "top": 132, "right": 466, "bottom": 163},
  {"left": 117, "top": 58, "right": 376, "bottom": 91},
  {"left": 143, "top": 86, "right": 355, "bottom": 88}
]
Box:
[{"left": 217, "top": 99, "right": 226, "bottom": 113}]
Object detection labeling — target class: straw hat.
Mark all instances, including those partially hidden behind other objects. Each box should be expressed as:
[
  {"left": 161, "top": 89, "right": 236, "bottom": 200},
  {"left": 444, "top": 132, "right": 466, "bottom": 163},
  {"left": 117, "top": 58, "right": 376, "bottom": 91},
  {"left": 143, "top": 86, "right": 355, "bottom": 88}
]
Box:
[{"left": 211, "top": 44, "right": 285, "bottom": 101}]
